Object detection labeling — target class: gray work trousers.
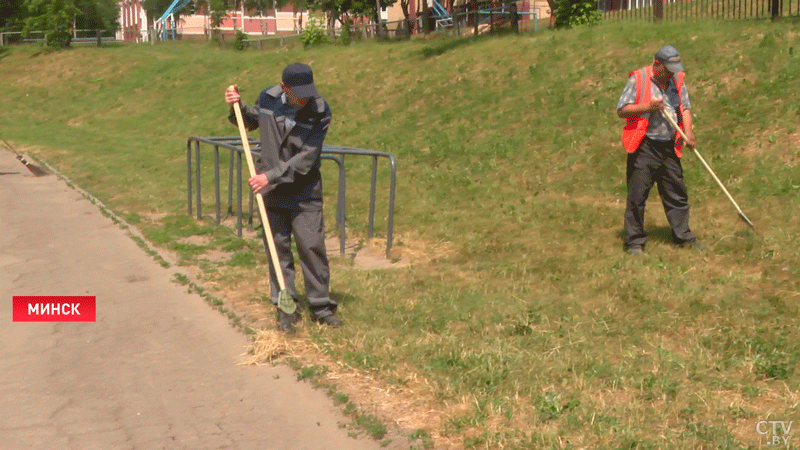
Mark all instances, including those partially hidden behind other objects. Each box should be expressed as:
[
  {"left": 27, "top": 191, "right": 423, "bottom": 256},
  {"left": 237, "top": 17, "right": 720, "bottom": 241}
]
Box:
[
  {"left": 262, "top": 206, "right": 337, "bottom": 318},
  {"left": 624, "top": 137, "right": 696, "bottom": 250}
]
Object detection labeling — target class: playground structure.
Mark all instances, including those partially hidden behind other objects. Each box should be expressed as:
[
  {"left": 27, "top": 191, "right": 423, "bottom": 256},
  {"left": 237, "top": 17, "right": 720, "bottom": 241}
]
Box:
[
  {"left": 350, "top": 0, "right": 539, "bottom": 39},
  {"left": 430, "top": 0, "right": 456, "bottom": 30},
  {"left": 112, "top": 0, "right": 544, "bottom": 43},
  {"left": 154, "top": 0, "right": 192, "bottom": 41}
]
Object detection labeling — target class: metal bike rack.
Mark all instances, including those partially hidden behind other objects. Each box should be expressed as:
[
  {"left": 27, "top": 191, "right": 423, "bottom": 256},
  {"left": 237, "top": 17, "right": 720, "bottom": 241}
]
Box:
[{"left": 186, "top": 136, "right": 397, "bottom": 258}]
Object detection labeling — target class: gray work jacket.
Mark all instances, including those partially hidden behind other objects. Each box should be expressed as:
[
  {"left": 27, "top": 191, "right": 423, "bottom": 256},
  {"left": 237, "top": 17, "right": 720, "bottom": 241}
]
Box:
[{"left": 230, "top": 85, "right": 332, "bottom": 211}]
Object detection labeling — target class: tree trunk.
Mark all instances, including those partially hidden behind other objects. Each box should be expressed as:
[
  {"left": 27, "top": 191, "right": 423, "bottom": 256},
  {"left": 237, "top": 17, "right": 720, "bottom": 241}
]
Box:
[
  {"left": 327, "top": 10, "right": 336, "bottom": 38},
  {"left": 422, "top": 0, "right": 430, "bottom": 34},
  {"left": 400, "top": 0, "right": 412, "bottom": 35},
  {"left": 546, "top": 0, "right": 557, "bottom": 27},
  {"left": 375, "top": 0, "right": 383, "bottom": 38}
]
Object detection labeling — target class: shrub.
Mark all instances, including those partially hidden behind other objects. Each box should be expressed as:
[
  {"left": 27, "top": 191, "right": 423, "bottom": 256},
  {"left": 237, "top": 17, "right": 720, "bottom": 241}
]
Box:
[
  {"left": 45, "top": 30, "right": 72, "bottom": 48},
  {"left": 232, "top": 29, "right": 249, "bottom": 51},
  {"left": 301, "top": 18, "right": 328, "bottom": 48}
]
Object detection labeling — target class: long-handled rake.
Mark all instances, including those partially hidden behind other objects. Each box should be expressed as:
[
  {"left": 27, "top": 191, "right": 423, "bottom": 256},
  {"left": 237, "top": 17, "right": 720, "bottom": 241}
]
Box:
[
  {"left": 0, "top": 136, "right": 49, "bottom": 177},
  {"left": 661, "top": 109, "right": 756, "bottom": 229},
  {"left": 232, "top": 102, "right": 297, "bottom": 319}
]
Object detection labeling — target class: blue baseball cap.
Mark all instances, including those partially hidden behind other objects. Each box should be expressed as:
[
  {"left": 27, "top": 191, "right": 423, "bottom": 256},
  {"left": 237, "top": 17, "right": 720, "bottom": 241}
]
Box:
[{"left": 282, "top": 62, "right": 320, "bottom": 98}]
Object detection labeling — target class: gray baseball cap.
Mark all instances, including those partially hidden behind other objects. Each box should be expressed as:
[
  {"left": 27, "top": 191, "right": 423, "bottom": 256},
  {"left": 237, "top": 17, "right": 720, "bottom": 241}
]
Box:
[{"left": 654, "top": 45, "right": 685, "bottom": 74}]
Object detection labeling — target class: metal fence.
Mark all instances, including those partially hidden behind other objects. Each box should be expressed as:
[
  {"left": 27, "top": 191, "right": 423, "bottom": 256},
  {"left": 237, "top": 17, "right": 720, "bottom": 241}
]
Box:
[
  {"left": 186, "top": 136, "right": 397, "bottom": 258},
  {"left": 598, "top": 0, "right": 800, "bottom": 21},
  {"left": 242, "top": 32, "right": 303, "bottom": 49},
  {"left": 344, "top": 0, "right": 539, "bottom": 39},
  {"left": 0, "top": 29, "right": 120, "bottom": 46}
]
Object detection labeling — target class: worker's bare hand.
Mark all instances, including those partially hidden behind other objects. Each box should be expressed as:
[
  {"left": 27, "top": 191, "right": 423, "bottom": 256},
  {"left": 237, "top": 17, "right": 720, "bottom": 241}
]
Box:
[
  {"left": 684, "top": 130, "right": 696, "bottom": 149},
  {"left": 646, "top": 98, "right": 664, "bottom": 113},
  {"left": 249, "top": 173, "right": 269, "bottom": 194},
  {"left": 225, "top": 84, "right": 240, "bottom": 106}
]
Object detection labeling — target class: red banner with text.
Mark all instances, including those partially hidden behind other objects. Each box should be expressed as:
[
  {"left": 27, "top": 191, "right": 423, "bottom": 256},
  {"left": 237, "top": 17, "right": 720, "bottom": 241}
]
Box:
[{"left": 13, "top": 296, "right": 96, "bottom": 322}]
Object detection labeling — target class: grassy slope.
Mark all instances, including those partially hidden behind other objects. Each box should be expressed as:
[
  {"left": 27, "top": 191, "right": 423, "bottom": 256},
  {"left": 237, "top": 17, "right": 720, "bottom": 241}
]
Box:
[{"left": 1, "top": 20, "right": 799, "bottom": 449}]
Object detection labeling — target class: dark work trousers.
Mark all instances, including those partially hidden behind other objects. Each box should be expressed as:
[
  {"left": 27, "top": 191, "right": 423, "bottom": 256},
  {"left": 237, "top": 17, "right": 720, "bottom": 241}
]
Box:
[
  {"left": 262, "top": 206, "right": 337, "bottom": 319},
  {"left": 624, "top": 137, "right": 696, "bottom": 250}
]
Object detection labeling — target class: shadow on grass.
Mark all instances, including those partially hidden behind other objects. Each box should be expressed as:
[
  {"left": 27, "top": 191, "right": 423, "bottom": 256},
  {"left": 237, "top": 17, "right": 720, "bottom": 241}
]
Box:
[
  {"left": 617, "top": 225, "right": 677, "bottom": 248},
  {"left": 421, "top": 36, "right": 476, "bottom": 58},
  {"left": 330, "top": 290, "right": 358, "bottom": 306},
  {"left": 648, "top": 226, "right": 681, "bottom": 245},
  {"left": 30, "top": 46, "right": 62, "bottom": 58},
  {"left": 94, "top": 42, "right": 126, "bottom": 48},
  {"left": 420, "top": 29, "right": 516, "bottom": 58}
]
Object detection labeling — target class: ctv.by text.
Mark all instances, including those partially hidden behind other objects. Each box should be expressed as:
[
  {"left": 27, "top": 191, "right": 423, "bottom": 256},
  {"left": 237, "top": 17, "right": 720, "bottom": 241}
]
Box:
[{"left": 757, "top": 420, "right": 792, "bottom": 446}]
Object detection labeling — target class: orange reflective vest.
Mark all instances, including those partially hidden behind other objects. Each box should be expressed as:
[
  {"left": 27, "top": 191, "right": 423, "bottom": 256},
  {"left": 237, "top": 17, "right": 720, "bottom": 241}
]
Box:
[{"left": 621, "top": 65, "right": 686, "bottom": 157}]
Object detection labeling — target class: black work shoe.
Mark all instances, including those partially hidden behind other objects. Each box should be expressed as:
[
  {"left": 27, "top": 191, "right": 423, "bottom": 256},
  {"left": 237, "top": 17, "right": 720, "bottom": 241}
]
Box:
[
  {"left": 316, "top": 314, "right": 343, "bottom": 328},
  {"left": 277, "top": 310, "right": 300, "bottom": 333},
  {"left": 626, "top": 246, "right": 643, "bottom": 256}
]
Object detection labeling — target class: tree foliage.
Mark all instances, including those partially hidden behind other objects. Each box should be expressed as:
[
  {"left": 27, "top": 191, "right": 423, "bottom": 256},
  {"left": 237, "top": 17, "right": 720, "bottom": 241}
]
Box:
[
  {"left": 74, "top": 0, "right": 119, "bottom": 30},
  {"left": 1, "top": 0, "right": 28, "bottom": 30},
  {"left": 207, "top": 0, "right": 229, "bottom": 29},
  {"left": 19, "top": 0, "right": 118, "bottom": 47},
  {"left": 247, "top": 0, "right": 301, "bottom": 14},
  {"left": 552, "top": 0, "right": 601, "bottom": 28},
  {"left": 186, "top": 0, "right": 304, "bottom": 36},
  {"left": 307, "top": 0, "right": 395, "bottom": 28},
  {"left": 189, "top": 0, "right": 302, "bottom": 18},
  {"left": 22, "top": 0, "right": 79, "bottom": 47}
]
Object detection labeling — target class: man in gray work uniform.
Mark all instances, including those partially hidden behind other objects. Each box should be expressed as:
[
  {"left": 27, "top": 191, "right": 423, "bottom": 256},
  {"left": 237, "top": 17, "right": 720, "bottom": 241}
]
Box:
[
  {"left": 224, "top": 63, "right": 341, "bottom": 331},
  {"left": 617, "top": 45, "right": 702, "bottom": 255}
]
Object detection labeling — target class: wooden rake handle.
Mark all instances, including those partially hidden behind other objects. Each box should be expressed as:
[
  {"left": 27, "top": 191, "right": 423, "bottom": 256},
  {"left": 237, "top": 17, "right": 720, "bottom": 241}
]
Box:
[
  {"left": 232, "top": 102, "right": 287, "bottom": 290},
  {"left": 661, "top": 109, "right": 755, "bottom": 229}
]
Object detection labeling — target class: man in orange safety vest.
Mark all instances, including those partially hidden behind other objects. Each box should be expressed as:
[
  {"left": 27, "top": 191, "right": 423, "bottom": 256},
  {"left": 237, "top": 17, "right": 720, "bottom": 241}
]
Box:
[{"left": 617, "top": 45, "right": 702, "bottom": 255}]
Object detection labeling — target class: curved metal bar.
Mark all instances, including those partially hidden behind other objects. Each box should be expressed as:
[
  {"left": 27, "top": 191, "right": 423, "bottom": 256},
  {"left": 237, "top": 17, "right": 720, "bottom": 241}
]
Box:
[
  {"left": 227, "top": 148, "right": 234, "bottom": 217},
  {"left": 186, "top": 139, "right": 193, "bottom": 216},
  {"left": 195, "top": 140, "right": 201, "bottom": 220},
  {"left": 186, "top": 137, "right": 396, "bottom": 259},
  {"left": 321, "top": 146, "right": 398, "bottom": 257},
  {"left": 214, "top": 145, "right": 220, "bottom": 225},
  {"left": 321, "top": 154, "right": 345, "bottom": 256},
  {"left": 369, "top": 156, "right": 377, "bottom": 238}
]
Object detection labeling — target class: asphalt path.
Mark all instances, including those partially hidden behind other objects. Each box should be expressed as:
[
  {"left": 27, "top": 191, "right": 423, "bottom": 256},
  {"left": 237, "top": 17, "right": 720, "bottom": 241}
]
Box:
[{"left": 0, "top": 149, "right": 407, "bottom": 450}]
